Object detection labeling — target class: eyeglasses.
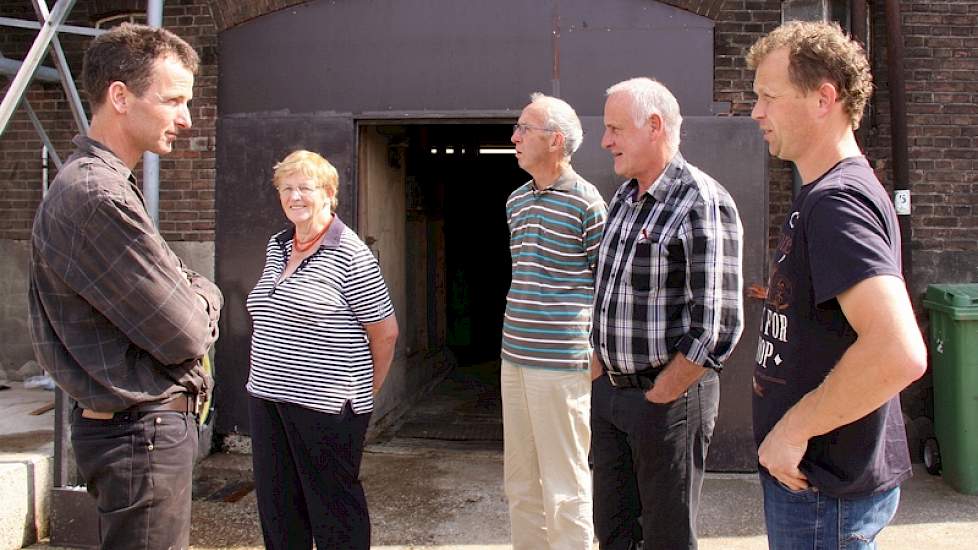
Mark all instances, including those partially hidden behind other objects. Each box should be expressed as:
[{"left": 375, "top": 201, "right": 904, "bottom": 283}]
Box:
[
  {"left": 512, "top": 123, "right": 556, "bottom": 136},
  {"left": 276, "top": 184, "right": 321, "bottom": 197}
]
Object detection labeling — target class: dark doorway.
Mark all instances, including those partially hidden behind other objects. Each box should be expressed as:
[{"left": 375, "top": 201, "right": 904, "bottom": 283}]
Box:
[
  {"left": 362, "top": 122, "right": 523, "bottom": 447},
  {"left": 431, "top": 127, "right": 523, "bottom": 366}
]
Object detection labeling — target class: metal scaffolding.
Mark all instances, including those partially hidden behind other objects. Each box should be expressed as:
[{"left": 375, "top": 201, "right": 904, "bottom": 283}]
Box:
[
  {"left": 0, "top": 0, "right": 97, "bottom": 146},
  {"left": 1, "top": 2, "right": 165, "bottom": 545},
  {"left": 1, "top": 0, "right": 169, "bottom": 223}
]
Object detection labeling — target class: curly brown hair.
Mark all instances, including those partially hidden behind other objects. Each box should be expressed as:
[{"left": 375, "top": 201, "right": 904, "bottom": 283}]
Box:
[
  {"left": 747, "top": 21, "right": 873, "bottom": 129},
  {"left": 83, "top": 23, "right": 199, "bottom": 109}
]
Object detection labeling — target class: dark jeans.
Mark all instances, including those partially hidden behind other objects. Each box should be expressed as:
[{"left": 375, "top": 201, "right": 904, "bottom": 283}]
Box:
[
  {"left": 761, "top": 471, "right": 900, "bottom": 549},
  {"left": 70, "top": 408, "right": 198, "bottom": 550},
  {"left": 591, "top": 371, "right": 719, "bottom": 550},
  {"left": 249, "top": 396, "right": 372, "bottom": 550}
]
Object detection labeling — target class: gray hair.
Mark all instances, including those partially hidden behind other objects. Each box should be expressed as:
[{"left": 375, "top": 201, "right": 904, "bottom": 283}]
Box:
[
  {"left": 605, "top": 77, "right": 683, "bottom": 154},
  {"left": 529, "top": 92, "right": 584, "bottom": 159}
]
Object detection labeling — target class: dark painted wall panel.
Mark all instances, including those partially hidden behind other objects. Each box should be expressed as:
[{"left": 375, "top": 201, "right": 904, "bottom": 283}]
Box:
[
  {"left": 682, "top": 117, "right": 768, "bottom": 471},
  {"left": 219, "top": 0, "right": 712, "bottom": 117},
  {"left": 219, "top": 0, "right": 552, "bottom": 115},
  {"left": 557, "top": 0, "right": 714, "bottom": 116},
  {"left": 213, "top": 114, "right": 354, "bottom": 435},
  {"left": 216, "top": 0, "right": 756, "bottom": 467}
]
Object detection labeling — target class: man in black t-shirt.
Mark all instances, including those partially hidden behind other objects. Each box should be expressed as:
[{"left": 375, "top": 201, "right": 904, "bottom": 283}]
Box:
[{"left": 747, "top": 22, "right": 927, "bottom": 549}]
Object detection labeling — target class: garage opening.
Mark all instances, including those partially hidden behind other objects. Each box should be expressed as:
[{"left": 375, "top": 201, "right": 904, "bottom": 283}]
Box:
[{"left": 358, "top": 123, "right": 524, "bottom": 447}]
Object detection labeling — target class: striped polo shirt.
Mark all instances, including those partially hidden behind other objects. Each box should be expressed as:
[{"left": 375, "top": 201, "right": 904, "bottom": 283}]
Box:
[
  {"left": 502, "top": 167, "right": 607, "bottom": 370},
  {"left": 246, "top": 215, "right": 394, "bottom": 414}
]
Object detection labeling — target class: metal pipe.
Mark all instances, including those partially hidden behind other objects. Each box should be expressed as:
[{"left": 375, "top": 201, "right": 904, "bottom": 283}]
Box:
[
  {"left": 0, "top": 57, "right": 60, "bottom": 82},
  {"left": 42, "top": 144, "right": 49, "bottom": 194},
  {"left": 23, "top": 98, "right": 62, "bottom": 169},
  {"left": 850, "top": 0, "right": 868, "bottom": 146},
  {"left": 0, "top": 0, "right": 77, "bottom": 136},
  {"left": 850, "top": 0, "right": 867, "bottom": 46},
  {"left": 147, "top": 0, "right": 164, "bottom": 27},
  {"left": 143, "top": 0, "right": 165, "bottom": 227},
  {"left": 0, "top": 16, "right": 103, "bottom": 37},
  {"left": 884, "top": 0, "right": 912, "bottom": 282},
  {"left": 32, "top": 0, "right": 89, "bottom": 134}
]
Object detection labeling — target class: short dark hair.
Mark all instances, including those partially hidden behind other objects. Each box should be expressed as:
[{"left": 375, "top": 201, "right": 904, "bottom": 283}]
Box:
[{"left": 82, "top": 23, "right": 199, "bottom": 109}]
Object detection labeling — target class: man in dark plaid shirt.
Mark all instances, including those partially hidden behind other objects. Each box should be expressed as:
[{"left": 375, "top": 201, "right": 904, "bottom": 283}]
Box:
[
  {"left": 590, "top": 77, "right": 744, "bottom": 549},
  {"left": 28, "top": 25, "right": 222, "bottom": 550}
]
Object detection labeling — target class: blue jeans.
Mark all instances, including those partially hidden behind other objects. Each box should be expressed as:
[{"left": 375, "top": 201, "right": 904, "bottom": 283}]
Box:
[{"left": 760, "top": 471, "right": 900, "bottom": 550}]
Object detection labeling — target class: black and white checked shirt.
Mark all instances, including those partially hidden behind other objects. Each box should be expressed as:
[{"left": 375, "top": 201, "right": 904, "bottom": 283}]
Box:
[{"left": 592, "top": 153, "right": 744, "bottom": 374}]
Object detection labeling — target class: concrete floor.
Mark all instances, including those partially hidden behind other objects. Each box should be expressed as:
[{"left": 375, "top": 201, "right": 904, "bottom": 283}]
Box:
[
  {"left": 28, "top": 447, "right": 978, "bottom": 550},
  {"left": 5, "top": 379, "right": 978, "bottom": 549}
]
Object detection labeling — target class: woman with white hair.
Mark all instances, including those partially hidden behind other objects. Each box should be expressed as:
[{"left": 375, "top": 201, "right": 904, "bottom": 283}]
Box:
[{"left": 246, "top": 150, "right": 399, "bottom": 549}]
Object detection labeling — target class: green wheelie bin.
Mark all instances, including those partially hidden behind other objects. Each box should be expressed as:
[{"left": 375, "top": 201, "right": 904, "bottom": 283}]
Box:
[{"left": 922, "top": 284, "right": 978, "bottom": 494}]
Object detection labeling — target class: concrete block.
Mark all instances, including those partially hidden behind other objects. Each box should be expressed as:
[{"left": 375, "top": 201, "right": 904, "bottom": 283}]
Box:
[{"left": 0, "top": 454, "right": 52, "bottom": 550}]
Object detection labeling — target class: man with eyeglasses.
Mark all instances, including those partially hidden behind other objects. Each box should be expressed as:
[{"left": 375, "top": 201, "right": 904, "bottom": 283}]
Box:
[
  {"left": 29, "top": 24, "right": 222, "bottom": 549},
  {"left": 590, "top": 77, "right": 744, "bottom": 549},
  {"left": 502, "top": 93, "right": 606, "bottom": 549}
]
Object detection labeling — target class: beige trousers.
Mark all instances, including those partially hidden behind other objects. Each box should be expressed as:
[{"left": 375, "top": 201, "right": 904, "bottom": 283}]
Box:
[{"left": 501, "top": 358, "right": 595, "bottom": 550}]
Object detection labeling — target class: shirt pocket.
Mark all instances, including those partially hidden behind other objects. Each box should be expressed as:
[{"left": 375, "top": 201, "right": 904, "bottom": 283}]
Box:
[
  {"left": 630, "top": 241, "right": 656, "bottom": 292},
  {"left": 629, "top": 239, "right": 685, "bottom": 292}
]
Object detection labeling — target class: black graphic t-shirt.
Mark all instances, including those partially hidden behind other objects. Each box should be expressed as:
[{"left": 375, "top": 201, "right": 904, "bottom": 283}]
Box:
[{"left": 752, "top": 156, "right": 912, "bottom": 498}]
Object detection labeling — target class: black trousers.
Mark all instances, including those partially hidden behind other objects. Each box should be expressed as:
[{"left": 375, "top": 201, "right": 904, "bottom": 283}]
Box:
[
  {"left": 591, "top": 371, "right": 719, "bottom": 550},
  {"left": 249, "top": 396, "right": 372, "bottom": 550},
  {"left": 70, "top": 408, "right": 198, "bottom": 550}
]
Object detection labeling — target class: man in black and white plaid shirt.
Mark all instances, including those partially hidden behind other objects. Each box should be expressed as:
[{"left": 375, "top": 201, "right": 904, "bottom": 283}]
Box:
[{"left": 589, "top": 77, "right": 744, "bottom": 549}]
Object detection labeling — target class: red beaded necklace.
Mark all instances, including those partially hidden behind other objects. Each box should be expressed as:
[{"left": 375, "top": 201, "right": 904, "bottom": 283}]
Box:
[{"left": 293, "top": 223, "right": 329, "bottom": 253}]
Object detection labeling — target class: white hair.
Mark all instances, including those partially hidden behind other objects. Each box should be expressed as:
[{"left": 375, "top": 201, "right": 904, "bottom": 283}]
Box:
[
  {"left": 529, "top": 92, "right": 584, "bottom": 159},
  {"left": 606, "top": 77, "right": 683, "bottom": 154}
]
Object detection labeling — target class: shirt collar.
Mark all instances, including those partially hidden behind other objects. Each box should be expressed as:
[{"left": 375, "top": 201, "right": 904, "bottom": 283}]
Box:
[
  {"left": 624, "top": 152, "right": 686, "bottom": 203},
  {"left": 276, "top": 214, "right": 347, "bottom": 250},
  {"left": 321, "top": 214, "right": 346, "bottom": 248},
  {"left": 72, "top": 135, "right": 134, "bottom": 182},
  {"left": 533, "top": 166, "right": 578, "bottom": 194}
]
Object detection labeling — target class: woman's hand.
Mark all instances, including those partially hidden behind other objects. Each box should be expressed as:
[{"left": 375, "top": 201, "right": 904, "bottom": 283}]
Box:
[{"left": 365, "top": 314, "right": 399, "bottom": 394}]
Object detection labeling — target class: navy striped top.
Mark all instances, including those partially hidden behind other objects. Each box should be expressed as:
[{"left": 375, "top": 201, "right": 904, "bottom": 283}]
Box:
[
  {"left": 246, "top": 216, "right": 395, "bottom": 414},
  {"left": 502, "top": 168, "right": 607, "bottom": 370}
]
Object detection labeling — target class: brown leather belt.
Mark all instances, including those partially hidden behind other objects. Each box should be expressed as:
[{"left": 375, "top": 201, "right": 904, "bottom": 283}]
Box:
[
  {"left": 606, "top": 369, "right": 659, "bottom": 390},
  {"left": 80, "top": 394, "right": 198, "bottom": 420}
]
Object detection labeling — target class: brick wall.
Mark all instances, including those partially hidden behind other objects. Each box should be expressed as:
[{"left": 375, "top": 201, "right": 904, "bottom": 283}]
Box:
[
  {"left": 867, "top": 1, "right": 978, "bottom": 293},
  {"left": 714, "top": 1, "right": 978, "bottom": 293},
  {"left": 3, "top": 0, "right": 976, "bottom": 280},
  {"left": 0, "top": 0, "right": 218, "bottom": 242},
  {"left": 714, "top": 0, "right": 793, "bottom": 252}
]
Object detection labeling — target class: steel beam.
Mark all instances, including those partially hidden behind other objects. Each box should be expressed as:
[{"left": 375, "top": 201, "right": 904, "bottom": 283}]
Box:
[
  {"left": 0, "top": 16, "right": 102, "bottom": 37},
  {"left": 22, "top": 99, "right": 63, "bottom": 169},
  {"left": 33, "top": 0, "right": 89, "bottom": 134},
  {"left": 0, "top": 56, "right": 60, "bottom": 83},
  {"left": 0, "top": 0, "right": 77, "bottom": 136},
  {"left": 143, "top": 0, "right": 165, "bottom": 227}
]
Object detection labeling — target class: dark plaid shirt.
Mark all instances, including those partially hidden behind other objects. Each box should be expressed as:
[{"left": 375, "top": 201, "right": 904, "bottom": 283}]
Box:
[
  {"left": 592, "top": 153, "right": 744, "bottom": 374},
  {"left": 29, "top": 135, "right": 223, "bottom": 412}
]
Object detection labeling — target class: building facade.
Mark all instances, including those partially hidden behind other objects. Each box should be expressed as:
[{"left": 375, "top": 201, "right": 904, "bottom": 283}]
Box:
[{"left": 2, "top": 0, "right": 975, "bottom": 465}]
